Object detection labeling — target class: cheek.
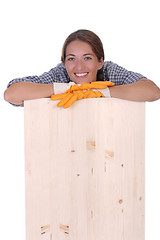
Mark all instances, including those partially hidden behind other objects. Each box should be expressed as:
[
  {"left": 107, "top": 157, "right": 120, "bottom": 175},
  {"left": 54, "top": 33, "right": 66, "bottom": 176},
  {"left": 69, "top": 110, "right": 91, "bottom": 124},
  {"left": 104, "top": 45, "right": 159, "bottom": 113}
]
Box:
[
  {"left": 89, "top": 65, "right": 99, "bottom": 75},
  {"left": 65, "top": 63, "right": 74, "bottom": 74},
  {"left": 88, "top": 61, "right": 100, "bottom": 71}
]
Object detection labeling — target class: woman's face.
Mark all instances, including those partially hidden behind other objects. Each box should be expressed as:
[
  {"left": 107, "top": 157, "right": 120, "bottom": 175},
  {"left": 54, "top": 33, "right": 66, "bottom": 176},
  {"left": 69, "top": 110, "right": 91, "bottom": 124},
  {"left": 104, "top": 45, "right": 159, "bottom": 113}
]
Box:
[{"left": 64, "top": 40, "right": 103, "bottom": 84}]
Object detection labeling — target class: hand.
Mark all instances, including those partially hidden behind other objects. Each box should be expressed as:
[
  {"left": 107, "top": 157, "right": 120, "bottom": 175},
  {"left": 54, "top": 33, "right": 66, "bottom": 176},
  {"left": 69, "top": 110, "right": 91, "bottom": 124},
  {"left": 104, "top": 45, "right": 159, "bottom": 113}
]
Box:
[
  {"left": 51, "top": 81, "right": 115, "bottom": 108},
  {"left": 66, "top": 81, "right": 114, "bottom": 92}
]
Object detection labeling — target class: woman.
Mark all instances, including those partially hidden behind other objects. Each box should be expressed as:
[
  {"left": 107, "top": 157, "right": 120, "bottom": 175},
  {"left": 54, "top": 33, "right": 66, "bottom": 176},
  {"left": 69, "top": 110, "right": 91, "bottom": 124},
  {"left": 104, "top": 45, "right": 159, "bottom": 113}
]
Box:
[{"left": 4, "top": 29, "right": 160, "bottom": 106}]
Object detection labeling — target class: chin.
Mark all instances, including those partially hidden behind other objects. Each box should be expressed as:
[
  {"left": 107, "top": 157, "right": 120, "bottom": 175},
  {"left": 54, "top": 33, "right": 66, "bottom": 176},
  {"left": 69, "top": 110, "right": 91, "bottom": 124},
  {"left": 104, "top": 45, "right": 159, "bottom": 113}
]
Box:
[{"left": 73, "top": 78, "right": 94, "bottom": 84}]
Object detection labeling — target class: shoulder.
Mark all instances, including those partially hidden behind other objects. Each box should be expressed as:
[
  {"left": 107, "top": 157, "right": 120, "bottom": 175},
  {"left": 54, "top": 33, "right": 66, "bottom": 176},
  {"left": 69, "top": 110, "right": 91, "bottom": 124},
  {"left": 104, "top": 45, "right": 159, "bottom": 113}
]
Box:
[
  {"left": 103, "top": 61, "right": 125, "bottom": 73},
  {"left": 49, "top": 63, "right": 70, "bottom": 83},
  {"left": 103, "top": 61, "right": 147, "bottom": 85},
  {"left": 103, "top": 61, "right": 121, "bottom": 77},
  {"left": 103, "top": 61, "right": 116, "bottom": 68},
  {"left": 103, "top": 61, "right": 124, "bottom": 84}
]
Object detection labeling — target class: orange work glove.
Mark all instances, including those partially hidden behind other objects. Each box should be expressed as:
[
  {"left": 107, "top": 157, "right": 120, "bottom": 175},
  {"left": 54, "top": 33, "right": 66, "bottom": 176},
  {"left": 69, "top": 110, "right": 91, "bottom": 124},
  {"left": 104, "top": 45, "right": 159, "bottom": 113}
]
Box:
[
  {"left": 51, "top": 90, "right": 104, "bottom": 108},
  {"left": 51, "top": 81, "right": 114, "bottom": 109},
  {"left": 66, "top": 81, "right": 114, "bottom": 93}
]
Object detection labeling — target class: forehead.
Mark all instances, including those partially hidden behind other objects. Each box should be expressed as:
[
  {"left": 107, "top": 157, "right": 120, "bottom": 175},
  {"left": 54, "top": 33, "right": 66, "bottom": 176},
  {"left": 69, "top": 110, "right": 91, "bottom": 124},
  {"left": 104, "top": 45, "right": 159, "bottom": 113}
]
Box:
[{"left": 66, "top": 40, "right": 95, "bottom": 55}]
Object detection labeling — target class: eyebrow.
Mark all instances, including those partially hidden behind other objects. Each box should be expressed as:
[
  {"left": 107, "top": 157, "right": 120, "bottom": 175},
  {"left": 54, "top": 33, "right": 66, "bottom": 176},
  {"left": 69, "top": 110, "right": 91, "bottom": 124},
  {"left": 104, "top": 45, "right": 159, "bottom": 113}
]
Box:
[
  {"left": 83, "top": 53, "right": 94, "bottom": 56},
  {"left": 66, "top": 53, "right": 94, "bottom": 57},
  {"left": 66, "top": 54, "right": 75, "bottom": 57}
]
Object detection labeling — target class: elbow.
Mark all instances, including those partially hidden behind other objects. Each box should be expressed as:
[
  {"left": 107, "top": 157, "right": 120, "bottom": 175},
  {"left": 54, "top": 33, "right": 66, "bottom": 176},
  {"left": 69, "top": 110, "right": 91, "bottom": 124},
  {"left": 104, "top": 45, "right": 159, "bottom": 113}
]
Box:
[
  {"left": 4, "top": 88, "right": 11, "bottom": 103},
  {"left": 151, "top": 87, "right": 160, "bottom": 102},
  {"left": 137, "top": 79, "right": 160, "bottom": 102},
  {"left": 4, "top": 87, "right": 23, "bottom": 106},
  {"left": 147, "top": 80, "right": 160, "bottom": 102}
]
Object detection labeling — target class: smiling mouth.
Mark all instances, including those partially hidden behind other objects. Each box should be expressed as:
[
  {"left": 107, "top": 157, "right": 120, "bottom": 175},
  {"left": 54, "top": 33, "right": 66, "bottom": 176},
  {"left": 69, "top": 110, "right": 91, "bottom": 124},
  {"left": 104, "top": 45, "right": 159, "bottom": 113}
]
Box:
[{"left": 74, "top": 72, "right": 88, "bottom": 77}]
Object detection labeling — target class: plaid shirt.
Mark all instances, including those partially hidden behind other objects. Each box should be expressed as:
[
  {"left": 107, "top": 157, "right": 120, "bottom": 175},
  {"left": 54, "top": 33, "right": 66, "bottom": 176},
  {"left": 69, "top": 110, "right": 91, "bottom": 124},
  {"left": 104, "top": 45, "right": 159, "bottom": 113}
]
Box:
[
  {"left": 7, "top": 61, "right": 146, "bottom": 106},
  {"left": 7, "top": 61, "right": 146, "bottom": 88}
]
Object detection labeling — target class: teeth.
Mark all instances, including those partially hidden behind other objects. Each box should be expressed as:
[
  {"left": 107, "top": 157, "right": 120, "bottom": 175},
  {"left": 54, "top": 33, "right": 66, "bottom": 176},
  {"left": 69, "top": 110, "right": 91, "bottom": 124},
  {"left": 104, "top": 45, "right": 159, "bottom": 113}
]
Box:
[{"left": 75, "top": 73, "right": 88, "bottom": 77}]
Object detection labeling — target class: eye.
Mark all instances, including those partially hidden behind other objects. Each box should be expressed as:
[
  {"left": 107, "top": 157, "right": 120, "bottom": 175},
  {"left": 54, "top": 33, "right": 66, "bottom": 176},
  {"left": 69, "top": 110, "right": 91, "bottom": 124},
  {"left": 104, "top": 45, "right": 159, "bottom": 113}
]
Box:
[
  {"left": 67, "top": 57, "right": 75, "bottom": 61},
  {"left": 84, "top": 56, "right": 92, "bottom": 60}
]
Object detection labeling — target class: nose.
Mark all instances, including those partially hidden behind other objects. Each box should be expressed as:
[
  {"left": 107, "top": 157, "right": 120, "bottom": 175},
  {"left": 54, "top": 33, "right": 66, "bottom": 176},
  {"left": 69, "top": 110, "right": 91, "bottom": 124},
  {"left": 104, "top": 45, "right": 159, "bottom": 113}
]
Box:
[{"left": 75, "top": 60, "right": 85, "bottom": 71}]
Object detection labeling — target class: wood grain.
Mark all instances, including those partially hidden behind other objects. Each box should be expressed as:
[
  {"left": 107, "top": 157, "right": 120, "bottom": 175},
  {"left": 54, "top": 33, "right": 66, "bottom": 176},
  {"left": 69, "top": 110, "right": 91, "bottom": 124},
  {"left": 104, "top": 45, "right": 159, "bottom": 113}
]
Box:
[{"left": 24, "top": 98, "right": 145, "bottom": 240}]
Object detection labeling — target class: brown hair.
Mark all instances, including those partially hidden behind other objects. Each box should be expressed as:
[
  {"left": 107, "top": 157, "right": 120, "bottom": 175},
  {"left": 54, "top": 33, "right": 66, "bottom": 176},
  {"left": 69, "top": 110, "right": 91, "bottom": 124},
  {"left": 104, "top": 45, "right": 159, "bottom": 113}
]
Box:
[{"left": 61, "top": 29, "right": 105, "bottom": 81}]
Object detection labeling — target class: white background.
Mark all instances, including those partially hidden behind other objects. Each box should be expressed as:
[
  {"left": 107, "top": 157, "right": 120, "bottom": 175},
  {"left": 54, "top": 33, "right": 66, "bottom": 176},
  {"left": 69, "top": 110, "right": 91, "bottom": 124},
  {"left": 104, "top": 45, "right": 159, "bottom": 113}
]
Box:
[{"left": 0, "top": 0, "right": 160, "bottom": 239}]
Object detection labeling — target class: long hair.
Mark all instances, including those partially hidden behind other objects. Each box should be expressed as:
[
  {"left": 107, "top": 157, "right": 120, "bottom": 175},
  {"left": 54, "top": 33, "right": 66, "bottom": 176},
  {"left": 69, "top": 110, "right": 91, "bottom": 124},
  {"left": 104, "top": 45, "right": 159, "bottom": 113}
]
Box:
[{"left": 61, "top": 29, "right": 105, "bottom": 81}]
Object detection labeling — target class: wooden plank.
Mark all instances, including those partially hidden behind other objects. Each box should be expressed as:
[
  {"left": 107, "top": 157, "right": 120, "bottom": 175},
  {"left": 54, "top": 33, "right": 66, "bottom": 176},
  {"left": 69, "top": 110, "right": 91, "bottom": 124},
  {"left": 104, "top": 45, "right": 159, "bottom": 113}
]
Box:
[{"left": 24, "top": 98, "right": 145, "bottom": 240}]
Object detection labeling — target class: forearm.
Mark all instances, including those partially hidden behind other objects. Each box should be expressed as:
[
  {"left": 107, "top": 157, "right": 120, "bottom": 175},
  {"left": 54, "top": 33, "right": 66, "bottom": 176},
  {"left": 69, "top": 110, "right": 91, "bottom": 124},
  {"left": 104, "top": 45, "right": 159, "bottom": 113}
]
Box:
[
  {"left": 4, "top": 82, "right": 54, "bottom": 105},
  {"left": 109, "top": 79, "right": 160, "bottom": 102}
]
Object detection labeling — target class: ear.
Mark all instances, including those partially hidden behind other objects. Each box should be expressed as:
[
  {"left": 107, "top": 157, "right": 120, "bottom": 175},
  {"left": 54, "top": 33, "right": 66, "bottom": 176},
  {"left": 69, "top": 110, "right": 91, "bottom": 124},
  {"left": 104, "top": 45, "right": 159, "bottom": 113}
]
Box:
[{"left": 98, "top": 57, "right": 104, "bottom": 70}]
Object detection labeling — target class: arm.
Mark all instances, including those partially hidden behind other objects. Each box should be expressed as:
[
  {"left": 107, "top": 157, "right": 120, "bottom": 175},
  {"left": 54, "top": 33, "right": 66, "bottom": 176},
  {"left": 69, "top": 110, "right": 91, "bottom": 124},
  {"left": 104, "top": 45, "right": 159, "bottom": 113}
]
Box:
[
  {"left": 109, "top": 78, "right": 160, "bottom": 102},
  {"left": 4, "top": 82, "right": 54, "bottom": 105},
  {"left": 4, "top": 64, "right": 70, "bottom": 106}
]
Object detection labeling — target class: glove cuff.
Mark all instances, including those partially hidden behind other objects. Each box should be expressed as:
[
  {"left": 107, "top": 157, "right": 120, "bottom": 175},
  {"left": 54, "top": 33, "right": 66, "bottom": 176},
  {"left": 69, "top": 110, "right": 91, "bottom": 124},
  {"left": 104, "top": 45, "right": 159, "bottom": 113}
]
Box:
[
  {"left": 53, "top": 82, "right": 76, "bottom": 94},
  {"left": 94, "top": 87, "right": 111, "bottom": 97},
  {"left": 53, "top": 82, "right": 111, "bottom": 97}
]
